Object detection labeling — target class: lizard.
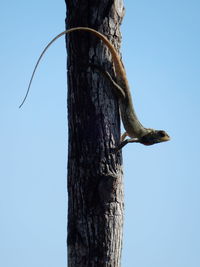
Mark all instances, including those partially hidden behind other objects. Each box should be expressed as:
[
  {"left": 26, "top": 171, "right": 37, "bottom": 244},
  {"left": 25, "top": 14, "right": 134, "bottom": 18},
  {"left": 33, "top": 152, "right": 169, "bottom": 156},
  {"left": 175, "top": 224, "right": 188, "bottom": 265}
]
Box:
[{"left": 19, "top": 27, "right": 170, "bottom": 147}]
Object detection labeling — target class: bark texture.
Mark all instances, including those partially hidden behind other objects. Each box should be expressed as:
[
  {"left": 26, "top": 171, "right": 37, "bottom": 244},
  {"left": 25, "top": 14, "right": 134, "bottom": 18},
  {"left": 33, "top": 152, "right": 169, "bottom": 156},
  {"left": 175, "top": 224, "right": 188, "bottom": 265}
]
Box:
[{"left": 65, "top": 1, "right": 125, "bottom": 266}]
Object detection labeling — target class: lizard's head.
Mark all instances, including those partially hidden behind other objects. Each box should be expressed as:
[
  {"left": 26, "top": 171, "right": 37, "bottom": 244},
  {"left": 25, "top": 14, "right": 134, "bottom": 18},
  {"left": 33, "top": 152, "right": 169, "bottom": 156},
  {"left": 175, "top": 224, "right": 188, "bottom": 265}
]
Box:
[{"left": 139, "top": 130, "right": 170, "bottom": 146}]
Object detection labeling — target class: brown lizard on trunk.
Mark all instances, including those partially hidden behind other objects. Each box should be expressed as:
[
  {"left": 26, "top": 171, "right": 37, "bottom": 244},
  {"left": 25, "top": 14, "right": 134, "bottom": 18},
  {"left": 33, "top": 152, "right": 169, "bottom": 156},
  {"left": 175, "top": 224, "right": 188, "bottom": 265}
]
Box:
[{"left": 19, "top": 27, "right": 170, "bottom": 147}]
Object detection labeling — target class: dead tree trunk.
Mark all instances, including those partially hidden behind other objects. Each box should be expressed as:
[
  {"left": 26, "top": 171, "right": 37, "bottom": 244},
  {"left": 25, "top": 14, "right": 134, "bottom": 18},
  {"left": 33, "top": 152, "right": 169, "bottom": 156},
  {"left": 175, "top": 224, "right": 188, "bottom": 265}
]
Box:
[{"left": 65, "top": 1, "right": 125, "bottom": 266}]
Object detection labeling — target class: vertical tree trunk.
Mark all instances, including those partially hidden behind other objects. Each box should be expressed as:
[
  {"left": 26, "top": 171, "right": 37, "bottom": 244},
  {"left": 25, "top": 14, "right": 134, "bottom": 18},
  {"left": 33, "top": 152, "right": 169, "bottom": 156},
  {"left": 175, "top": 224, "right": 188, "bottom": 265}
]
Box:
[{"left": 65, "top": 1, "right": 125, "bottom": 266}]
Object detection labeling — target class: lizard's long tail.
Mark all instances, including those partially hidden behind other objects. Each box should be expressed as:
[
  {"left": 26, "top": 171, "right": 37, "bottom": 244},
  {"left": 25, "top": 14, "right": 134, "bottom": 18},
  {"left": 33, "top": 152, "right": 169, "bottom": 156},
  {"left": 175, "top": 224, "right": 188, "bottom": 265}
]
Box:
[{"left": 19, "top": 27, "right": 124, "bottom": 108}]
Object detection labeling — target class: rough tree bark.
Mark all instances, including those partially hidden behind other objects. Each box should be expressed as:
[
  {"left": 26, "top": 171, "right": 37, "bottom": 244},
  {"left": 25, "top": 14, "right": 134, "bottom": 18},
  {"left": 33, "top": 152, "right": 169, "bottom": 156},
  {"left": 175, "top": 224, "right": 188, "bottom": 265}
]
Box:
[{"left": 65, "top": 1, "right": 125, "bottom": 266}]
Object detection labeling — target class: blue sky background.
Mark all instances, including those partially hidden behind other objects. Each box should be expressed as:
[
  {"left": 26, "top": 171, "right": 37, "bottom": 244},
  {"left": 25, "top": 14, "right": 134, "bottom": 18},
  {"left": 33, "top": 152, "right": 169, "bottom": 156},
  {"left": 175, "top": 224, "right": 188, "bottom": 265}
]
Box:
[{"left": 1, "top": 1, "right": 200, "bottom": 266}]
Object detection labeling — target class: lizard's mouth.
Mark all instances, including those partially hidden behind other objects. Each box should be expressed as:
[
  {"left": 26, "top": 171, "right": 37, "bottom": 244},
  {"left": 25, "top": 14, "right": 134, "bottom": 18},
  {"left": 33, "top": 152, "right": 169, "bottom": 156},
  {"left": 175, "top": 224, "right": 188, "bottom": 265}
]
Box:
[{"left": 160, "top": 134, "right": 170, "bottom": 142}]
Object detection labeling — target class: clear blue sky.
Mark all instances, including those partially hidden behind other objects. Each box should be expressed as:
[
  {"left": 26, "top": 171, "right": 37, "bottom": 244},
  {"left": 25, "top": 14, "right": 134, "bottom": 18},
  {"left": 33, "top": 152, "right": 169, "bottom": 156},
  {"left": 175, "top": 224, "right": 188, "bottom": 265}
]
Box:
[{"left": 1, "top": 1, "right": 200, "bottom": 267}]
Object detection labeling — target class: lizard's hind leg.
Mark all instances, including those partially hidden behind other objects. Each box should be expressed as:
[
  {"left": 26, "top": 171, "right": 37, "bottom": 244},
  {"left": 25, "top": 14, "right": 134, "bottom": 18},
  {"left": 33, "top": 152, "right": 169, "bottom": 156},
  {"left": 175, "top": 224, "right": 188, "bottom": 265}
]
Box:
[{"left": 89, "top": 64, "right": 125, "bottom": 99}]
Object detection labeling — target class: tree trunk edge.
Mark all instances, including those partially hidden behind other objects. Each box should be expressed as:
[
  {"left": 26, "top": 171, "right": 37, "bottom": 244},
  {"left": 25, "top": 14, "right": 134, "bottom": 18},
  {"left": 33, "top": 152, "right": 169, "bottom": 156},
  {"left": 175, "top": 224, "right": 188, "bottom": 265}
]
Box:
[{"left": 65, "top": 1, "right": 125, "bottom": 266}]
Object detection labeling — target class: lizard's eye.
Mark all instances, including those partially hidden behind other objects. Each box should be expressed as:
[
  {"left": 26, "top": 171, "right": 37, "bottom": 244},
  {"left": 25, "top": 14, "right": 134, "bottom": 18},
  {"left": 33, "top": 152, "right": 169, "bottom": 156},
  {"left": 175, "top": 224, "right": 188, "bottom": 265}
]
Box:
[{"left": 158, "top": 131, "right": 166, "bottom": 137}]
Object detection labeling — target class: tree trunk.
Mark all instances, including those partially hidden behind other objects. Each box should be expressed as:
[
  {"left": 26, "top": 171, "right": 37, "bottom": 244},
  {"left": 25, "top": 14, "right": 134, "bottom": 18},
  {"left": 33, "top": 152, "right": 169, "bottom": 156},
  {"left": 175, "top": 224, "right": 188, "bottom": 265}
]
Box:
[{"left": 65, "top": 1, "right": 125, "bottom": 266}]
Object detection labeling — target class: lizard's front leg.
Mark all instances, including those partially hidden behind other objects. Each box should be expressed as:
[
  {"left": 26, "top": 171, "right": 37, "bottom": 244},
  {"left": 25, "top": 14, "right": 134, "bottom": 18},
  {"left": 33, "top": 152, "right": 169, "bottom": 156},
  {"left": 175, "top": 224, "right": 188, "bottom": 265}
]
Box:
[
  {"left": 114, "top": 132, "right": 140, "bottom": 152},
  {"left": 121, "top": 132, "right": 127, "bottom": 141}
]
